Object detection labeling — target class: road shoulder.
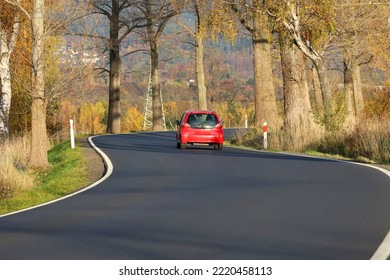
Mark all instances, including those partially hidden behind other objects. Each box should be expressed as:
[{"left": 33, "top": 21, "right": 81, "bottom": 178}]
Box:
[{"left": 77, "top": 137, "right": 105, "bottom": 184}]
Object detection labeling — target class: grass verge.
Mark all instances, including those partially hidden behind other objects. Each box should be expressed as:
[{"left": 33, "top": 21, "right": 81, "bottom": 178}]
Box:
[{"left": 0, "top": 140, "right": 89, "bottom": 215}]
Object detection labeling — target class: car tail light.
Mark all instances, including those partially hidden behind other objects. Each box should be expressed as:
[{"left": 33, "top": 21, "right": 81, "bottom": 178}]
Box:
[
  {"left": 182, "top": 123, "right": 190, "bottom": 128},
  {"left": 215, "top": 123, "right": 223, "bottom": 128}
]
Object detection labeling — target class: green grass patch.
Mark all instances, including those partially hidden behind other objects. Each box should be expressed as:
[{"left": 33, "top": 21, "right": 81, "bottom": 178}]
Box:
[
  {"left": 304, "top": 149, "right": 352, "bottom": 161},
  {"left": 0, "top": 140, "right": 89, "bottom": 215}
]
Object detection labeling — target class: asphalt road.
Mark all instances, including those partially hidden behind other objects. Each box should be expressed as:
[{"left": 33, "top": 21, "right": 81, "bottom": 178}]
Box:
[{"left": 0, "top": 131, "right": 389, "bottom": 260}]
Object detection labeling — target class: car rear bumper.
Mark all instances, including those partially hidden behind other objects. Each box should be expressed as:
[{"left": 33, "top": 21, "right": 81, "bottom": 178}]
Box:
[{"left": 180, "top": 129, "right": 224, "bottom": 144}]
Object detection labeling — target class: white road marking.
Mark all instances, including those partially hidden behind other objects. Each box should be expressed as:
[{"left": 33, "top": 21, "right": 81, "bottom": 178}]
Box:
[{"left": 371, "top": 231, "right": 390, "bottom": 260}]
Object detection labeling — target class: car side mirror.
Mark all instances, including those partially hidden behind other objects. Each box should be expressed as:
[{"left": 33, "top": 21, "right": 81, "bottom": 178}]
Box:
[{"left": 175, "top": 120, "right": 180, "bottom": 125}]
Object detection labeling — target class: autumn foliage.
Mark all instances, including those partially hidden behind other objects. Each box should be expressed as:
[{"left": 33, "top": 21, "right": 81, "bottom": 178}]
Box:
[{"left": 1, "top": 0, "right": 389, "bottom": 167}]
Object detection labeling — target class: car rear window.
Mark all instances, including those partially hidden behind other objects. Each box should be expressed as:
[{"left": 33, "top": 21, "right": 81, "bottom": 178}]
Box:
[{"left": 187, "top": 113, "right": 217, "bottom": 129}]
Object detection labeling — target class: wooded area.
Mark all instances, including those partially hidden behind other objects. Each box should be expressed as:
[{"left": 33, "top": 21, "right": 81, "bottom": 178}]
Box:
[{"left": 1, "top": 0, "right": 390, "bottom": 171}]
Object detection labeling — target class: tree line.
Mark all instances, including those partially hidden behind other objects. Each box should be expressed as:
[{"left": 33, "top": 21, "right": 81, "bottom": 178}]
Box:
[{"left": 1, "top": 0, "right": 389, "bottom": 168}]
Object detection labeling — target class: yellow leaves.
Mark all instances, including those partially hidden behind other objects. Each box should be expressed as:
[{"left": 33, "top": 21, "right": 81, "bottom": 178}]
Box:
[
  {"left": 205, "top": 3, "right": 239, "bottom": 43},
  {"left": 297, "top": 0, "right": 336, "bottom": 49},
  {"left": 79, "top": 101, "right": 107, "bottom": 135},
  {"left": 57, "top": 101, "right": 144, "bottom": 135},
  {"left": 122, "top": 106, "right": 143, "bottom": 132},
  {"left": 163, "top": 101, "right": 179, "bottom": 120},
  {"left": 195, "top": 0, "right": 239, "bottom": 43},
  {"left": 274, "top": 0, "right": 336, "bottom": 50}
]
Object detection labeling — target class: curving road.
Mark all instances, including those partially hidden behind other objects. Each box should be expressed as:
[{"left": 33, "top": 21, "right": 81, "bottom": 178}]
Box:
[{"left": 0, "top": 131, "right": 389, "bottom": 260}]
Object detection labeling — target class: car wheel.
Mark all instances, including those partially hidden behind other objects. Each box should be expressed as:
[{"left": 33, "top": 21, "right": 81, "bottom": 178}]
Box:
[
  {"left": 217, "top": 143, "right": 223, "bottom": 150},
  {"left": 176, "top": 142, "right": 180, "bottom": 149},
  {"left": 179, "top": 142, "right": 186, "bottom": 149}
]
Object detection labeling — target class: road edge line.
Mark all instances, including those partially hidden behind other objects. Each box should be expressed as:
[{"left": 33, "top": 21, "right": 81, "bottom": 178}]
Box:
[
  {"left": 0, "top": 135, "right": 113, "bottom": 219},
  {"left": 371, "top": 231, "right": 390, "bottom": 260},
  {"left": 326, "top": 160, "right": 390, "bottom": 260}
]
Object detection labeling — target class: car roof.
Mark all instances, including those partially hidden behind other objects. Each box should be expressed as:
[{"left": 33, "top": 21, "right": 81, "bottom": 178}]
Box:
[{"left": 186, "top": 110, "right": 216, "bottom": 115}]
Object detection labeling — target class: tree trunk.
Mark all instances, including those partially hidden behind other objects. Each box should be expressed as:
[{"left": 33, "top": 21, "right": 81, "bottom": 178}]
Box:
[
  {"left": 0, "top": 7, "right": 20, "bottom": 140},
  {"left": 352, "top": 60, "right": 364, "bottom": 117},
  {"left": 148, "top": 35, "right": 163, "bottom": 131},
  {"left": 313, "top": 58, "right": 333, "bottom": 126},
  {"left": 195, "top": 31, "right": 207, "bottom": 110},
  {"left": 106, "top": 0, "right": 121, "bottom": 134},
  {"left": 29, "top": 0, "right": 49, "bottom": 169},
  {"left": 344, "top": 49, "right": 364, "bottom": 130},
  {"left": 282, "top": 2, "right": 332, "bottom": 129},
  {"left": 281, "top": 40, "right": 318, "bottom": 148},
  {"left": 310, "top": 65, "right": 323, "bottom": 114},
  {"left": 281, "top": 42, "right": 313, "bottom": 128},
  {"left": 195, "top": 5, "right": 207, "bottom": 110},
  {"left": 107, "top": 48, "right": 121, "bottom": 134},
  {"left": 0, "top": 51, "right": 12, "bottom": 139},
  {"left": 343, "top": 51, "right": 356, "bottom": 130},
  {"left": 252, "top": 6, "right": 279, "bottom": 129},
  {"left": 145, "top": 0, "right": 166, "bottom": 132}
]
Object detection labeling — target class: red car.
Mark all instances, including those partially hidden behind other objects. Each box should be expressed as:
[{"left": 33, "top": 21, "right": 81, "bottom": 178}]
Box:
[{"left": 176, "top": 110, "right": 224, "bottom": 150}]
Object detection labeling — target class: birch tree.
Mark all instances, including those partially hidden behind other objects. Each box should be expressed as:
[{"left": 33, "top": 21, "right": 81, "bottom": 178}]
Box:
[
  {"left": 0, "top": 0, "right": 21, "bottom": 140},
  {"left": 279, "top": 0, "right": 335, "bottom": 129},
  {"left": 3, "top": 0, "right": 48, "bottom": 167},
  {"left": 4, "top": 0, "right": 88, "bottom": 168}
]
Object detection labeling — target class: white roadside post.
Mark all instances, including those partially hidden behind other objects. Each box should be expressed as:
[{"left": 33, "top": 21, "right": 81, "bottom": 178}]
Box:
[
  {"left": 245, "top": 115, "right": 248, "bottom": 128},
  {"left": 70, "top": 119, "right": 75, "bottom": 149},
  {"left": 263, "top": 121, "right": 268, "bottom": 150}
]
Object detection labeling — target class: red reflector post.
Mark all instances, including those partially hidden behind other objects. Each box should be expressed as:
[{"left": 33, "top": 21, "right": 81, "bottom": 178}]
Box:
[{"left": 263, "top": 122, "right": 268, "bottom": 133}]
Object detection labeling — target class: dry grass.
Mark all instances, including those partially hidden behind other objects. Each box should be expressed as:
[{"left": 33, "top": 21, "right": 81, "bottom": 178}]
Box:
[
  {"left": 0, "top": 136, "right": 35, "bottom": 199},
  {"left": 231, "top": 122, "right": 324, "bottom": 153},
  {"left": 230, "top": 117, "right": 390, "bottom": 165},
  {"left": 315, "top": 118, "right": 390, "bottom": 164},
  {"left": 0, "top": 139, "right": 89, "bottom": 215},
  {"left": 273, "top": 122, "right": 324, "bottom": 152}
]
